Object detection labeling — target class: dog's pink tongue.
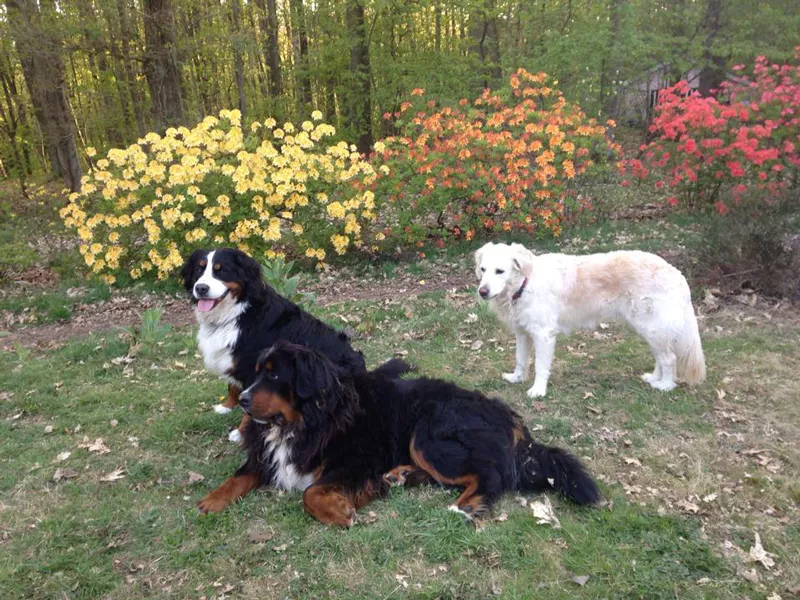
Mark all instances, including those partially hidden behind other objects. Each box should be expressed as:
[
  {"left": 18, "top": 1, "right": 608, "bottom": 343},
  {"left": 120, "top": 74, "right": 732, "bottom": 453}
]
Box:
[{"left": 197, "top": 299, "right": 216, "bottom": 312}]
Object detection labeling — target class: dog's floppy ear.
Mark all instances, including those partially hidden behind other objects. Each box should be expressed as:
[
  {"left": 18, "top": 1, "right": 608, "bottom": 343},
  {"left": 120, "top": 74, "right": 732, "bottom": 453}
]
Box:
[
  {"left": 233, "top": 249, "right": 267, "bottom": 303},
  {"left": 179, "top": 249, "right": 206, "bottom": 291},
  {"left": 510, "top": 243, "right": 534, "bottom": 278},
  {"left": 293, "top": 347, "right": 340, "bottom": 402},
  {"left": 474, "top": 243, "right": 493, "bottom": 279}
]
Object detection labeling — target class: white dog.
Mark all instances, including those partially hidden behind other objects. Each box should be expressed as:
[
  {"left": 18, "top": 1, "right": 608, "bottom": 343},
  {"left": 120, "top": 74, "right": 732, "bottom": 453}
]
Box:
[{"left": 474, "top": 243, "right": 706, "bottom": 397}]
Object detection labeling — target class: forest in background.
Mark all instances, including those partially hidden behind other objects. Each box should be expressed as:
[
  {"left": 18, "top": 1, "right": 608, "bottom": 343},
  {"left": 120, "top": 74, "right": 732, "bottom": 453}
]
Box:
[{"left": 1, "top": 0, "right": 799, "bottom": 192}]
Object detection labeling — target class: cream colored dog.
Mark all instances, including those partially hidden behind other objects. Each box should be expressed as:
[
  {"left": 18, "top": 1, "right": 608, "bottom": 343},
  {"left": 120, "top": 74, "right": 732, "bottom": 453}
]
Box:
[{"left": 475, "top": 243, "right": 706, "bottom": 397}]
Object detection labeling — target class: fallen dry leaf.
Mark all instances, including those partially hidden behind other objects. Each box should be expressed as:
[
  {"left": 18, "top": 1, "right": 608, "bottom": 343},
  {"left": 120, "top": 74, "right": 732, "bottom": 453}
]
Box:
[
  {"left": 738, "top": 567, "right": 760, "bottom": 584},
  {"left": 53, "top": 468, "right": 78, "bottom": 482},
  {"left": 702, "top": 493, "right": 718, "bottom": 503},
  {"left": 571, "top": 575, "right": 590, "bottom": 586},
  {"left": 44, "top": 425, "right": 54, "bottom": 434},
  {"left": 583, "top": 391, "right": 595, "bottom": 400},
  {"left": 529, "top": 496, "right": 561, "bottom": 529},
  {"left": 470, "top": 340, "right": 484, "bottom": 351},
  {"left": 100, "top": 467, "right": 126, "bottom": 482},
  {"left": 749, "top": 532, "right": 775, "bottom": 570},
  {"left": 187, "top": 471, "right": 205, "bottom": 484},
  {"left": 677, "top": 499, "right": 700, "bottom": 514},
  {"left": 716, "top": 388, "right": 727, "bottom": 401},
  {"left": 79, "top": 437, "right": 111, "bottom": 454},
  {"left": 248, "top": 531, "right": 274, "bottom": 544},
  {"left": 624, "top": 457, "right": 642, "bottom": 467},
  {"left": 56, "top": 451, "right": 71, "bottom": 462}
]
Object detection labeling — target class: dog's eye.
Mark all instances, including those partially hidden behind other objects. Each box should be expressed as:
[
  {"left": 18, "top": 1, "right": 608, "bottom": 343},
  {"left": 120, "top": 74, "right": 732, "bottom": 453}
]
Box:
[
  {"left": 495, "top": 269, "right": 505, "bottom": 275},
  {"left": 267, "top": 373, "right": 279, "bottom": 381},
  {"left": 480, "top": 267, "right": 486, "bottom": 272}
]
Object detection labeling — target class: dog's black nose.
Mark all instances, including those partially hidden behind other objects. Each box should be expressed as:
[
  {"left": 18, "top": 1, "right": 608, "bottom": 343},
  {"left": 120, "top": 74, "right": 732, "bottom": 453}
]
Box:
[
  {"left": 478, "top": 286, "right": 489, "bottom": 299},
  {"left": 194, "top": 283, "right": 210, "bottom": 297},
  {"left": 239, "top": 390, "right": 252, "bottom": 412}
]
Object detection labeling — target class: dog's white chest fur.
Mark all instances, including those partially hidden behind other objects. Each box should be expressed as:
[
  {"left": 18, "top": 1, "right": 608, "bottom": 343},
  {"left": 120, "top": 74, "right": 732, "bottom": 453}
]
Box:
[
  {"left": 197, "top": 321, "right": 240, "bottom": 384},
  {"left": 262, "top": 429, "right": 315, "bottom": 492}
]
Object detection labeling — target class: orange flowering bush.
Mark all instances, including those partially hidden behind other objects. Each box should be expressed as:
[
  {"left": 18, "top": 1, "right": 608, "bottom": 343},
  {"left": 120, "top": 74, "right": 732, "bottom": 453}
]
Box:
[{"left": 368, "top": 69, "right": 619, "bottom": 248}]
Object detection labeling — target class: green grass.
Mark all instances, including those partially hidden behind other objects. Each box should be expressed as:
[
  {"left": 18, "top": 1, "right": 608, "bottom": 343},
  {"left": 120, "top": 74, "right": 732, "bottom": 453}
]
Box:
[{"left": 1, "top": 287, "right": 797, "bottom": 599}]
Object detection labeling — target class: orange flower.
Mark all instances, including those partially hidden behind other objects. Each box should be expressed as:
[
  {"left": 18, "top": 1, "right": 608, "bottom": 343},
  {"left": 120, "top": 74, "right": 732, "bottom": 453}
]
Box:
[{"left": 411, "top": 88, "right": 425, "bottom": 96}]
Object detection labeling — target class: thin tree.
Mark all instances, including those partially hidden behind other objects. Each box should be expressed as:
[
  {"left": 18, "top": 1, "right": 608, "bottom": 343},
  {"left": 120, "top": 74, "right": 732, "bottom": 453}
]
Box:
[{"left": 344, "top": 0, "right": 372, "bottom": 154}]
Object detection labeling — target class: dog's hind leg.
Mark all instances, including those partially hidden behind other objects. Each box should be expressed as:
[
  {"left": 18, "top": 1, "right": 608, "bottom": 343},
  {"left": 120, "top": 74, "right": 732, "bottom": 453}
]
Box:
[
  {"left": 409, "top": 435, "right": 503, "bottom": 520},
  {"left": 642, "top": 335, "right": 677, "bottom": 391}
]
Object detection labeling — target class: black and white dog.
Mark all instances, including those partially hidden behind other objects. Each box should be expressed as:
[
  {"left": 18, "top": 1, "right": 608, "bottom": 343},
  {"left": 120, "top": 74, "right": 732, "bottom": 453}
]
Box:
[{"left": 180, "top": 248, "right": 397, "bottom": 441}]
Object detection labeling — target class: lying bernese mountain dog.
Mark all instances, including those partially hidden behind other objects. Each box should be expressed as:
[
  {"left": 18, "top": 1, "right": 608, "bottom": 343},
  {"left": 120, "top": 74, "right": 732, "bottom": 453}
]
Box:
[
  {"left": 180, "top": 248, "right": 390, "bottom": 442},
  {"left": 196, "top": 340, "right": 600, "bottom": 525}
]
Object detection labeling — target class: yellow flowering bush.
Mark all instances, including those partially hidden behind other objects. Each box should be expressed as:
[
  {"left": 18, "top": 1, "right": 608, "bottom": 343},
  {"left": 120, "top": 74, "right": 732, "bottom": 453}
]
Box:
[{"left": 60, "top": 109, "right": 378, "bottom": 282}]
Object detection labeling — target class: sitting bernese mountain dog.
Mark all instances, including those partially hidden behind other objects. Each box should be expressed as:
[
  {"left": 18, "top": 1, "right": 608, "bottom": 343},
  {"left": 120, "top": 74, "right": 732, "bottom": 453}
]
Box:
[
  {"left": 196, "top": 340, "right": 600, "bottom": 525},
  {"left": 180, "top": 248, "right": 398, "bottom": 442}
]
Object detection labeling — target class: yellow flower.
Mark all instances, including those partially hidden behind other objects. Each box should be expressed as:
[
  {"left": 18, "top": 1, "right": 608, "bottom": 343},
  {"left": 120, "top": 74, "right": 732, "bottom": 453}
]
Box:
[
  {"left": 264, "top": 117, "right": 277, "bottom": 128},
  {"left": 86, "top": 147, "right": 97, "bottom": 157},
  {"left": 311, "top": 110, "right": 323, "bottom": 121},
  {"left": 373, "top": 141, "right": 386, "bottom": 153},
  {"left": 326, "top": 201, "right": 346, "bottom": 219},
  {"left": 273, "top": 128, "right": 284, "bottom": 140}
]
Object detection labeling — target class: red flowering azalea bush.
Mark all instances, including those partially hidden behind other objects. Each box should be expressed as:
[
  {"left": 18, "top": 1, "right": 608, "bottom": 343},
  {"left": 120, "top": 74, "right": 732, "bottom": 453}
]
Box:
[
  {"left": 365, "top": 69, "right": 619, "bottom": 251},
  {"left": 631, "top": 50, "right": 800, "bottom": 213}
]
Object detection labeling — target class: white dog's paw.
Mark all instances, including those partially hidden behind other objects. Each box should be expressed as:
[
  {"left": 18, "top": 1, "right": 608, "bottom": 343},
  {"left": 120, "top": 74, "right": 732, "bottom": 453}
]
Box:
[
  {"left": 640, "top": 372, "right": 659, "bottom": 384},
  {"left": 447, "top": 504, "right": 473, "bottom": 520},
  {"left": 214, "top": 404, "right": 233, "bottom": 415},
  {"left": 648, "top": 379, "right": 677, "bottom": 392},
  {"left": 526, "top": 385, "right": 547, "bottom": 399},
  {"left": 227, "top": 429, "right": 243, "bottom": 443},
  {"left": 503, "top": 372, "right": 525, "bottom": 384}
]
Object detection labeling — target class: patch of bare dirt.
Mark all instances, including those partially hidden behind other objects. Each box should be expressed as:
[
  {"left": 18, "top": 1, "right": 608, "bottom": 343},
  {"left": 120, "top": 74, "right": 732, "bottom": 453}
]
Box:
[
  {"left": 1, "top": 295, "right": 191, "bottom": 351},
  {"left": 1, "top": 263, "right": 476, "bottom": 350}
]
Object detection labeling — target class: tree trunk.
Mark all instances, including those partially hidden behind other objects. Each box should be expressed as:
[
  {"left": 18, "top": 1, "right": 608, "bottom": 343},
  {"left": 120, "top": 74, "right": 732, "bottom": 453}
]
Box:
[
  {"left": 468, "top": 0, "right": 502, "bottom": 90},
  {"left": 231, "top": 0, "right": 247, "bottom": 122},
  {"left": 435, "top": 2, "right": 442, "bottom": 52},
  {"left": 142, "top": 0, "right": 185, "bottom": 131},
  {"left": 254, "top": 0, "right": 283, "bottom": 97},
  {"left": 6, "top": 0, "right": 82, "bottom": 192},
  {"left": 698, "top": 0, "right": 725, "bottom": 96},
  {"left": 344, "top": 0, "right": 372, "bottom": 154},
  {"left": 604, "top": 0, "right": 625, "bottom": 120},
  {"left": 291, "top": 0, "right": 313, "bottom": 110},
  {"left": 116, "top": 0, "right": 147, "bottom": 136}
]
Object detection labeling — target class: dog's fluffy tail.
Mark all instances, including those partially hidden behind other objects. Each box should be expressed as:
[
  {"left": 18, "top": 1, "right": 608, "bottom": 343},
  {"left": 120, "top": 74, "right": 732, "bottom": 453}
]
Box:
[
  {"left": 676, "top": 302, "right": 706, "bottom": 385},
  {"left": 516, "top": 438, "right": 600, "bottom": 506},
  {"left": 371, "top": 358, "right": 415, "bottom": 379}
]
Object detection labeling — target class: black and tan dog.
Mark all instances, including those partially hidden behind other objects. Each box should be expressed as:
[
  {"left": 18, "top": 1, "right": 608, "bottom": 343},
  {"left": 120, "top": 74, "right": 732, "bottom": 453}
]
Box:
[
  {"left": 180, "top": 248, "right": 396, "bottom": 442},
  {"left": 196, "top": 340, "right": 599, "bottom": 524}
]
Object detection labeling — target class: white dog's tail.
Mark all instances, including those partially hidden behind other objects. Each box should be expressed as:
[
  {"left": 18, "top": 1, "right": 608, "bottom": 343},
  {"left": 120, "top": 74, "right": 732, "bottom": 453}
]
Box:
[{"left": 676, "top": 302, "right": 706, "bottom": 385}]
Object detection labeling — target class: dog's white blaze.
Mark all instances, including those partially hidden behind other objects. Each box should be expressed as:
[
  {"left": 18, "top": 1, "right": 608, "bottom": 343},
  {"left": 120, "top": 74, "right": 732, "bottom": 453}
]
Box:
[
  {"left": 262, "top": 428, "right": 315, "bottom": 492},
  {"left": 193, "top": 251, "right": 229, "bottom": 300}
]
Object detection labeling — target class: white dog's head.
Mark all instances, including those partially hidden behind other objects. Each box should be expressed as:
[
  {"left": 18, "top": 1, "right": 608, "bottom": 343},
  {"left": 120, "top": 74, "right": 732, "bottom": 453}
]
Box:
[{"left": 474, "top": 242, "right": 534, "bottom": 300}]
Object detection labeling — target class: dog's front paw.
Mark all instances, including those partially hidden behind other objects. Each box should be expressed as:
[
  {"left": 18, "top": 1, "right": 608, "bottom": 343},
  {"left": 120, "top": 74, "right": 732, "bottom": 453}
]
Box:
[
  {"left": 197, "top": 494, "right": 229, "bottom": 515},
  {"left": 214, "top": 404, "right": 233, "bottom": 415},
  {"left": 526, "top": 385, "right": 547, "bottom": 399},
  {"left": 648, "top": 379, "right": 677, "bottom": 392},
  {"left": 227, "top": 429, "right": 243, "bottom": 443},
  {"left": 503, "top": 372, "right": 525, "bottom": 384}
]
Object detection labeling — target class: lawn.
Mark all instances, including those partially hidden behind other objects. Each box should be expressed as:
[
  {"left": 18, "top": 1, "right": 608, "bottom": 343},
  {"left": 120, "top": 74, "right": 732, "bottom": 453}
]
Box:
[{"left": 1, "top": 252, "right": 798, "bottom": 598}]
